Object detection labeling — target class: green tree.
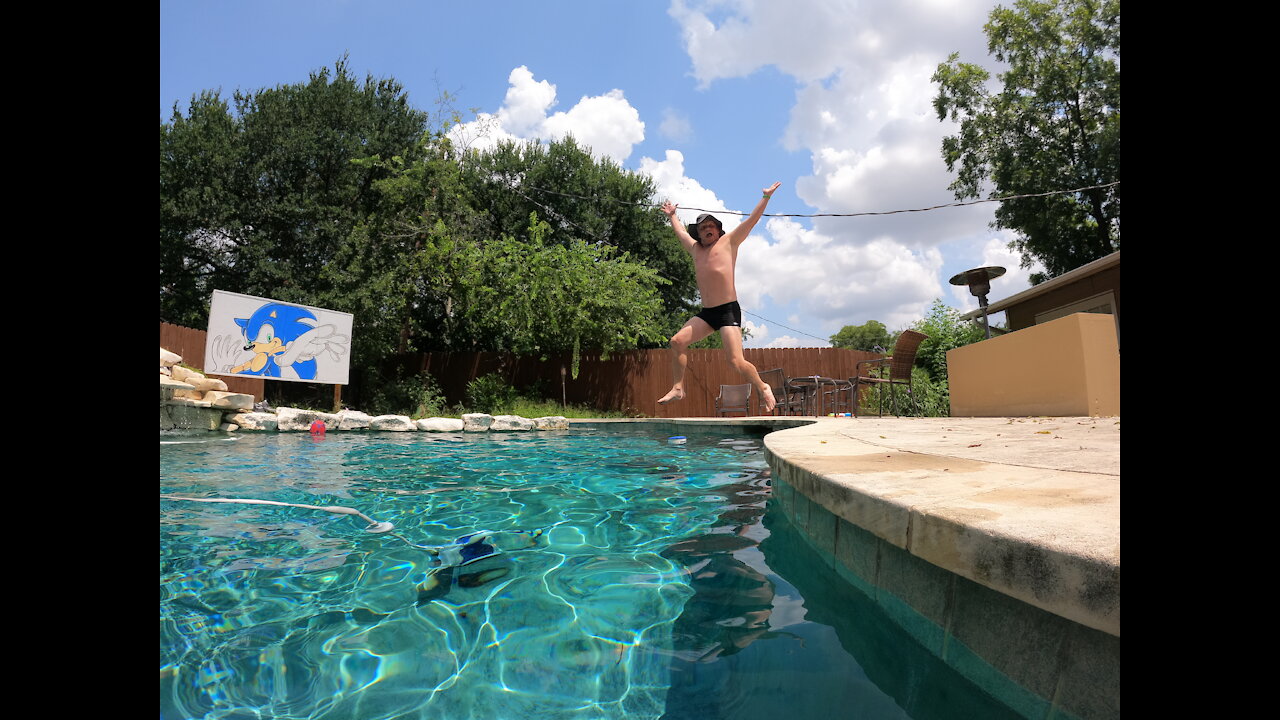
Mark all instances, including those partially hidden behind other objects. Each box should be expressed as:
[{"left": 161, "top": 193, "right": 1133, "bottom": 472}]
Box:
[
  {"left": 347, "top": 133, "right": 674, "bottom": 364},
  {"left": 159, "top": 90, "right": 246, "bottom": 328},
  {"left": 458, "top": 137, "right": 697, "bottom": 337},
  {"left": 909, "top": 299, "right": 988, "bottom": 382},
  {"left": 460, "top": 212, "right": 670, "bottom": 376},
  {"left": 160, "top": 56, "right": 430, "bottom": 328},
  {"left": 829, "top": 320, "right": 893, "bottom": 352},
  {"left": 932, "top": 0, "right": 1119, "bottom": 284},
  {"left": 335, "top": 123, "right": 481, "bottom": 361},
  {"left": 856, "top": 301, "right": 988, "bottom": 418},
  {"left": 161, "top": 63, "right": 689, "bottom": 408}
]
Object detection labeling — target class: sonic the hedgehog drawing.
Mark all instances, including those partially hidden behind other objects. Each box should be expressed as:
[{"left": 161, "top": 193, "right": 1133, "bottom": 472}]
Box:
[{"left": 218, "top": 303, "right": 349, "bottom": 380}]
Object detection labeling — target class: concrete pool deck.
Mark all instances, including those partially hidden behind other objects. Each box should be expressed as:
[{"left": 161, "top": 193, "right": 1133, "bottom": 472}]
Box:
[{"left": 573, "top": 415, "right": 1120, "bottom": 639}]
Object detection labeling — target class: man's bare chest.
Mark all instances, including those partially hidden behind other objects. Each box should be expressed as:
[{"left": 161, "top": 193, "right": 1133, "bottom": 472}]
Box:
[{"left": 693, "top": 242, "right": 737, "bottom": 270}]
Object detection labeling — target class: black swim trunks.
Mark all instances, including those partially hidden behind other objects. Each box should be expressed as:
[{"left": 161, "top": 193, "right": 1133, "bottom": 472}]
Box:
[{"left": 695, "top": 300, "right": 743, "bottom": 331}]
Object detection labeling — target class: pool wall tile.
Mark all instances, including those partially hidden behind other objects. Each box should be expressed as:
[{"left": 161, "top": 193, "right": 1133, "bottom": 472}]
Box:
[
  {"left": 1051, "top": 621, "right": 1121, "bottom": 720},
  {"left": 773, "top": 476, "right": 790, "bottom": 514},
  {"left": 872, "top": 539, "right": 951, "bottom": 654},
  {"left": 833, "top": 517, "right": 878, "bottom": 597},
  {"left": 946, "top": 574, "right": 1072, "bottom": 713},
  {"left": 805, "top": 500, "right": 838, "bottom": 560},
  {"left": 770, "top": 472, "right": 1118, "bottom": 720},
  {"left": 942, "top": 636, "right": 1056, "bottom": 720},
  {"left": 794, "top": 490, "right": 814, "bottom": 536}
]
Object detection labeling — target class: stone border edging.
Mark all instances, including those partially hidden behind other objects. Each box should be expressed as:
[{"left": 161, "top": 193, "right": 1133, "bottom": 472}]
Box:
[{"left": 761, "top": 419, "right": 1119, "bottom": 638}]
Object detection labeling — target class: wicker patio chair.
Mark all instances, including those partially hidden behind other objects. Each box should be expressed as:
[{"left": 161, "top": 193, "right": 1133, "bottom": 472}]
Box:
[
  {"left": 851, "top": 330, "right": 929, "bottom": 417},
  {"left": 758, "top": 368, "right": 806, "bottom": 415},
  {"left": 715, "top": 384, "right": 753, "bottom": 417}
]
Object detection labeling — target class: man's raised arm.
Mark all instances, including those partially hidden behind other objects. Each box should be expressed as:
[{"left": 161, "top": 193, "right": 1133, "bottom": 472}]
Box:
[
  {"left": 662, "top": 201, "right": 698, "bottom": 253},
  {"left": 728, "top": 182, "right": 782, "bottom": 246}
]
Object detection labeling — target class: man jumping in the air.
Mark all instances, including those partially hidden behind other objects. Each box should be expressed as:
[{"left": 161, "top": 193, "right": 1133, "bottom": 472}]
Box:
[{"left": 658, "top": 181, "right": 781, "bottom": 413}]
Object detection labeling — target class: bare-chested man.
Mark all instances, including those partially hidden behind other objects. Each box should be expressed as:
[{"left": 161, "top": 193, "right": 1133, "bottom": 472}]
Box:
[{"left": 657, "top": 181, "right": 781, "bottom": 413}]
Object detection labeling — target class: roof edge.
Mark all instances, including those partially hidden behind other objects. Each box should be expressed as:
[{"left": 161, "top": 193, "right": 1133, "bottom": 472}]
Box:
[{"left": 960, "top": 250, "right": 1120, "bottom": 319}]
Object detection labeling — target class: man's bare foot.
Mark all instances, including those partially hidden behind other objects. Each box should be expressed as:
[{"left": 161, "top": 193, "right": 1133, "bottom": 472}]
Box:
[
  {"left": 658, "top": 387, "right": 686, "bottom": 405},
  {"left": 761, "top": 385, "right": 776, "bottom": 413}
]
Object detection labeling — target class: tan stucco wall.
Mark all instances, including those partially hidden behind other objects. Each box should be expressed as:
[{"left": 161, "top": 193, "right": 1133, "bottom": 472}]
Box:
[{"left": 947, "top": 313, "right": 1120, "bottom": 417}]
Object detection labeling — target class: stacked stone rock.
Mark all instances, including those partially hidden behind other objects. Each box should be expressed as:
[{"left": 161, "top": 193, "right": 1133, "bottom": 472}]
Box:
[{"left": 161, "top": 347, "right": 570, "bottom": 433}]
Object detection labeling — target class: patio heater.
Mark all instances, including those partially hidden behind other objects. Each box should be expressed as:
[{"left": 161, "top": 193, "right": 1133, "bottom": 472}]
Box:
[{"left": 949, "top": 266, "right": 1005, "bottom": 339}]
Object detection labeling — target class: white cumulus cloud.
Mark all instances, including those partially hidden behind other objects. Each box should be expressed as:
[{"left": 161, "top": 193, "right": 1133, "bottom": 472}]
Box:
[
  {"left": 762, "top": 335, "right": 807, "bottom": 349},
  {"left": 735, "top": 217, "right": 944, "bottom": 333},
  {"left": 659, "top": 108, "right": 694, "bottom": 143},
  {"left": 742, "top": 319, "right": 768, "bottom": 344},
  {"left": 666, "top": 0, "right": 1010, "bottom": 331},
  {"left": 449, "top": 66, "right": 646, "bottom": 164},
  {"left": 638, "top": 149, "right": 740, "bottom": 231}
]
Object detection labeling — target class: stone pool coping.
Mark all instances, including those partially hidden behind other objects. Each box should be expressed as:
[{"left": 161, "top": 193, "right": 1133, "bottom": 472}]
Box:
[{"left": 572, "top": 415, "right": 1120, "bottom": 638}]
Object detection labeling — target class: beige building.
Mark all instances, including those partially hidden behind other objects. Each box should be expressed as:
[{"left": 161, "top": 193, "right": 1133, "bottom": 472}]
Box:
[
  {"left": 961, "top": 250, "right": 1120, "bottom": 345},
  {"left": 949, "top": 251, "right": 1120, "bottom": 417}
]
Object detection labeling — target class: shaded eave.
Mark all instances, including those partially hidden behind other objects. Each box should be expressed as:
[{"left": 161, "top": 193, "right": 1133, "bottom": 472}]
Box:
[{"left": 960, "top": 250, "right": 1121, "bottom": 320}]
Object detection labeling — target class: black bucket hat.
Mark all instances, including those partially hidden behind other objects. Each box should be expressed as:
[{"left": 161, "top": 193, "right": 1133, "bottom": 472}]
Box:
[{"left": 687, "top": 213, "right": 724, "bottom": 238}]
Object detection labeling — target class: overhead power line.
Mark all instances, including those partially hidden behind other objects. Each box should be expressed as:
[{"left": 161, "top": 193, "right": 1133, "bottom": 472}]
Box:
[
  {"left": 741, "top": 309, "right": 831, "bottom": 345},
  {"left": 505, "top": 179, "right": 1120, "bottom": 346},
  {"left": 525, "top": 181, "right": 1119, "bottom": 218}
]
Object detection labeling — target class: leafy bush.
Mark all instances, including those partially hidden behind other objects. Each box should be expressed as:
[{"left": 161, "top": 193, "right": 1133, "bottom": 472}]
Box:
[
  {"left": 856, "top": 367, "right": 950, "bottom": 417},
  {"left": 909, "top": 299, "right": 989, "bottom": 383},
  {"left": 466, "top": 373, "right": 518, "bottom": 414},
  {"left": 360, "top": 369, "right": 448, "bottom": 417},
  {"left": 847, "top": 299, "right": 993, "bottom": 417}
]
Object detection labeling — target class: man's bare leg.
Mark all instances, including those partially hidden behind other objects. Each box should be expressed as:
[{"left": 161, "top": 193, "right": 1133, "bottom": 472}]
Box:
[
  {"left": 720, "top": 326, "right": 776, "bottom": 413},
  {"left": 658, "top": 317, "right": 715, "bottom": 404}
]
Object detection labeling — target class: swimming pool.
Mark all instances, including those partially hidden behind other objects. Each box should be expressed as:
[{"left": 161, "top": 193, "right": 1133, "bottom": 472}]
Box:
[{"left": 160, "top": 426, "right": 1026, "bottom": 719}]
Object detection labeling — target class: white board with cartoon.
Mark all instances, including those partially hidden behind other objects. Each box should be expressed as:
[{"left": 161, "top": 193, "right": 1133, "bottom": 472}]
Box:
[{"left": 204, "top": 290, "right": 353, "bottom": 385}]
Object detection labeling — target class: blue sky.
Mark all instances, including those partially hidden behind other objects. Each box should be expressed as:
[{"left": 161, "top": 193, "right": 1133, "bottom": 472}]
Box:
[{"left": 161, "top": 0, "right": 1033, "bottom": 347}]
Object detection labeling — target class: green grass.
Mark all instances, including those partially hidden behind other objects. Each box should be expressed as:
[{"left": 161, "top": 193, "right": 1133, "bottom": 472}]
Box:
[
  {"left": 408, "top": 397, "right": 632, "bottom": 420},
  {"left": 510, "top": 398, "right": 632, "bottom": 419}
]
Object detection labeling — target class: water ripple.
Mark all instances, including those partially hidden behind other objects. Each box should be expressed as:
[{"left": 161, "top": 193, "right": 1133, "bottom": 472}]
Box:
[{"left": 161, "top": 429, "right": 766, "bottom": 720}]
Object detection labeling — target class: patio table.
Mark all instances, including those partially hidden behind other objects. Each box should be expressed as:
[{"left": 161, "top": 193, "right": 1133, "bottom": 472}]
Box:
[{"left": 785, "top": 375, "right": 842, "bottom": 416}]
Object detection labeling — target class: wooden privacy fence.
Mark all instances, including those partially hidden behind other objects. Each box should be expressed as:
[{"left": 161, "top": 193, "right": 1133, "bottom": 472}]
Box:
[
  {"left": 160, "top": 323, "right": 265, "bottom": 401},
  {"left": 397, "top": 346, "right": 880, "bottom": 418},
  {"left": 161, "top": 322, "right": 878, "bottom": 416}
]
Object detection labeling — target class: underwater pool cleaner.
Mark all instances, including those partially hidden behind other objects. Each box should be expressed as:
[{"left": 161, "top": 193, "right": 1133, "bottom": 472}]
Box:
[{"left": 160, "top": 495, "right": 395, "bottom": 533}]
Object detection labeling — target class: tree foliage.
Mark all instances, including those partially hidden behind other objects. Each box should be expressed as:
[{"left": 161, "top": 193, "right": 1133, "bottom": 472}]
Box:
[
  {"left": 161, "top": 60, "right": 682, "bottom": 409},
  {"left": 829, "top": 320, "right": 893, "bottom": 352},
  {"left": 160, "top": 57, "right": 429, "bottom": 328},
  {"left": 468, "top": 213, "right": 669, "bottom": 368},
  {"left": 355, "top": 135, "right": 678, "bottom": 362},
  {"left": 908, "top": 300, "right": 989, "bottom": 382},
  {"left": 459, "top": 137, "right": 697, "bottom": 338},
  {"left": 932, "top": 0, "right": 1119, "bottom": 284}
]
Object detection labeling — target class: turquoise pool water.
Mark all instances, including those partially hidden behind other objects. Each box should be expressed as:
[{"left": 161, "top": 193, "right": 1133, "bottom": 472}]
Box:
[{"left": 160, "top": 426, "right": 1025, "bottom": 720}]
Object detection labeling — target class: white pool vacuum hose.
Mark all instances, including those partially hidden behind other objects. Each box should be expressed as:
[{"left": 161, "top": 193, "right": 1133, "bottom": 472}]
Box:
[{"left": 160, "top": 495, "right": 395, "bottom": 533}]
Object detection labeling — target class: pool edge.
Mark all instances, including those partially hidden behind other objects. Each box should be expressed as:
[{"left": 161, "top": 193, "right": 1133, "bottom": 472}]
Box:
[{"left": 581, "top": 416, "right": 1120, "bottom": 719}]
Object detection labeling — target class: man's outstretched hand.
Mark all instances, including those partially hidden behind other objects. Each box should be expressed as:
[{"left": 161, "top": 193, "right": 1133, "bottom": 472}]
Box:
[
  {"left": 661, "top": 201, "right": 678, "bottom": 217},
  {"left": 763, "top": 182, "right": 781, "bottom": 198}
]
